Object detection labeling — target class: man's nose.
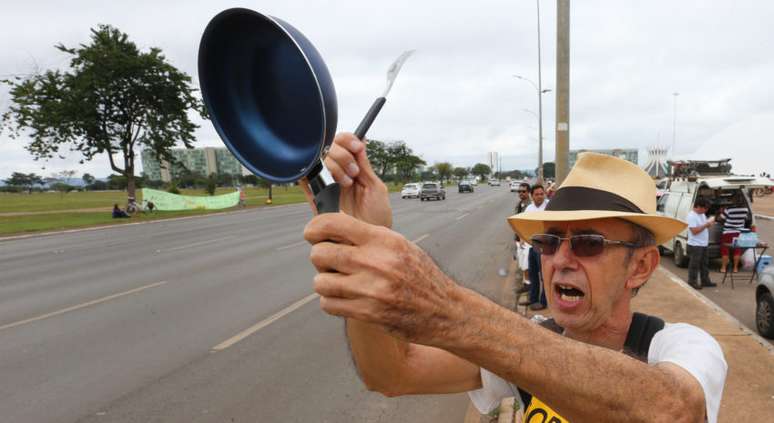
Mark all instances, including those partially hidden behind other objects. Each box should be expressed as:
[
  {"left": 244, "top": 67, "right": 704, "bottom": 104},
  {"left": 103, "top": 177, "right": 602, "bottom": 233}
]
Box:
[{"left": 550, "top": 238, "right": 578, "bottom": 270}]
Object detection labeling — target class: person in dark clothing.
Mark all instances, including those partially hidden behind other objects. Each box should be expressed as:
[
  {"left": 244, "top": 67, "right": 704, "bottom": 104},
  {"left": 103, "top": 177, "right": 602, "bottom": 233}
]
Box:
[{"left": 112, "top": 204, "right": 130, "bottom": 218}]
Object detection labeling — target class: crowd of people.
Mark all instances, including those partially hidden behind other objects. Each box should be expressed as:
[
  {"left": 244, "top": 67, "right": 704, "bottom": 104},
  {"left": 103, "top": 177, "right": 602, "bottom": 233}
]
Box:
[{"left": 111, "top": 197, "right": 155, "bottom": 218}]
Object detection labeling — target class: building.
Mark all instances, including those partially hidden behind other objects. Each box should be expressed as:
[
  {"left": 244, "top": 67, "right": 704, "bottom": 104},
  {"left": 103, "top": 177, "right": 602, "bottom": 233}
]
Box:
[
  {"left": 141, "top": 147, "right": 246, "bottom": 182},
  {"left": 487, "top": 152, "right": 500, "bottom": 174},
  {"left": 568, "top": 148, "right": 638, "bottom": 170},
  {"left": 643, "top": 146, "right": 670, "bottom": 179}
]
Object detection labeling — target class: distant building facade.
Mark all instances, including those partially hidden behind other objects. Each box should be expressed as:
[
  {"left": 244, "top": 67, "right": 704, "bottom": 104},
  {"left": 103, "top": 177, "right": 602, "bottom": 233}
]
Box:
[
  {"left": 568, "top": 148, "right": 638, "bottom": 170},
  {"left": 487, "top": 152, "right": 500, "bottom": 174},
  {"left": 142, "top": 147, "right": 246, "bottom": 182}
]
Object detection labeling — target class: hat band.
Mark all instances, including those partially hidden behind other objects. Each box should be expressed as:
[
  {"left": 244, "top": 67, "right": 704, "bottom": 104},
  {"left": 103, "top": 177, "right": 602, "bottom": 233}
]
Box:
[{"left": 545, "top": 186, "right": 644, "bottom": 214}]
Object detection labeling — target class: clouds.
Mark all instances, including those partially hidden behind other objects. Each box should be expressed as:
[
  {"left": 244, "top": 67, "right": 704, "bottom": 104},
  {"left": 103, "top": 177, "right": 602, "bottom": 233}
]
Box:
[{"left": 2, "top": 0, "right": 774, "bottom": 178}]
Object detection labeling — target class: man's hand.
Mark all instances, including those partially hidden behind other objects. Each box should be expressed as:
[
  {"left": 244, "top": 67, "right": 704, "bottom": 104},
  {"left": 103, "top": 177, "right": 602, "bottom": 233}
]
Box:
[
  {"left": 304, "top": 212, "right": 462, "bottom": 346},
  {"left": 301, "top": 133, "right": 392, "bottom": 228}
]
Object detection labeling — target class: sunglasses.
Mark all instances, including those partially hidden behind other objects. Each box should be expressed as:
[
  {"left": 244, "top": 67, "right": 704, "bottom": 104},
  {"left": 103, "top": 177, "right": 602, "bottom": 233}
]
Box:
[
  {"left": 530, "top": 234, "right": 639, "bottom": 257},
  {"left": 517, "top": 190, "right": 527, "bottom": 193}
]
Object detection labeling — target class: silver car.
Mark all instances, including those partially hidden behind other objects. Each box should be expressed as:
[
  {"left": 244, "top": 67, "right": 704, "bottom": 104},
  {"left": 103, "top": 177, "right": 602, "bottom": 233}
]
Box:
[{"left": 756, "top": 266, "right": 774, "bottom": 339}]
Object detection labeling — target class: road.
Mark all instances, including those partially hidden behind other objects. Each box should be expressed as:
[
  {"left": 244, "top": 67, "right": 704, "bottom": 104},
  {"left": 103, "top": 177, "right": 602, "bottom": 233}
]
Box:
[
  {"left": 659, "top": 217, "right": 774, "bottom": 346},
  {"left": 0, "top": 184, "right": 516, "bottom": 423}
]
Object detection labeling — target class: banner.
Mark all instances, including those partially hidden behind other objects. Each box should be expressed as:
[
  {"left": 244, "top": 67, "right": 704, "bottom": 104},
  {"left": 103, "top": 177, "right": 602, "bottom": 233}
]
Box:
[{"left": 141, "top": 188, "right": 240, "bottom": 211}]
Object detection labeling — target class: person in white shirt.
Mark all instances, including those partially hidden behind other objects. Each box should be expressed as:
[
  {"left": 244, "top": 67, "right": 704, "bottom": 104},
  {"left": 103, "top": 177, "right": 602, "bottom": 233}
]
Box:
[
  {"left": 686, "top": 197, "right": 716, "bottom": 289},
  {"left": 303, "top": 140, "right": 727, "bottom": 423},
  {"left": 524, "top": 184, "right": 549, "bottom": 310}
]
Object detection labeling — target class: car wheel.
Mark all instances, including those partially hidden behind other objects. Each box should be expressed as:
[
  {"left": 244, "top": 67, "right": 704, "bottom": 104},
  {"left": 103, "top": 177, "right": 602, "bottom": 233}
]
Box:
[
  {"left": 757, "top": 291, "right": 774, "bottom": 339},
  {"left": 674, "top": 242, "right": 688, "bottom": 268}
]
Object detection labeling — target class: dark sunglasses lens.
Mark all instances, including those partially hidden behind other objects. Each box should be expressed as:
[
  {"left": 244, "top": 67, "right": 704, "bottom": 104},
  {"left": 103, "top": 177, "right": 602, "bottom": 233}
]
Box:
[
  {"left": 571, "top": 235, "right": 605, "bottom": 257},
  {"left": 531, "top": 235, "right": 559, "bottom": 255}
]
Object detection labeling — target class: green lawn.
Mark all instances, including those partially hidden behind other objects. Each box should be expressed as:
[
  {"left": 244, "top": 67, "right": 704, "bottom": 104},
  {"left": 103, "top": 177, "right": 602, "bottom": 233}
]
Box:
[{"left": 0, "top": 182, "right": 403, "bottom": 236}]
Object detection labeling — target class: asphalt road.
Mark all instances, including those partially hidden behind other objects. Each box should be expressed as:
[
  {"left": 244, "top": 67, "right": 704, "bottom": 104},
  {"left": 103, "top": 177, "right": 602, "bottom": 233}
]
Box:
[
  {"left": 659, "top": 218, "right": 774, "bottom": 346},
  {"left": 0, "top": 184, "right": 516, "bottom": 423}
]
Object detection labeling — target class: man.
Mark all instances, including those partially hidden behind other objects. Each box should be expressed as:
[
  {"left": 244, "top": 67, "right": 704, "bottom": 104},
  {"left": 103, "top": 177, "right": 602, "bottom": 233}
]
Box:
[
  {"left": 303, "top": 137, "right": 726, "bottom": 423},
  {"left": 686, "top": 197, "right": 716, "bottom": 289},
  {"left": 524, "top": 184, "right": 549, "bottom": 310},
  {"left": 514, "top": 182, "right": 532, "bottom": 289},
  {"left": 718, "top": 192, "right": 750, "bottom": 273}
]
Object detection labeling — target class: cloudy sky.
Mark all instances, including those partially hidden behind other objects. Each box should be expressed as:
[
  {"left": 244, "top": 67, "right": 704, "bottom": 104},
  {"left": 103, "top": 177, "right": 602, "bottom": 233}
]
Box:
[{"left": 1, "top": 0, "right": 773, "bottom": 180}]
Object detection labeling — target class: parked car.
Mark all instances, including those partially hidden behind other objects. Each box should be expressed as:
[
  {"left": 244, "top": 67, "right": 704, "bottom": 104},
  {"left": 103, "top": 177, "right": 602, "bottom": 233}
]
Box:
[
  {"left": 510, "top": 181, "right": 520, "bottom": 192},
  {"left": 657, "top": 175, "right": 772, "bottom": 267},
  {"left": 401, "top": 183, "right": 421, "bottom": 199},
  {"left": 488, "top": 179, "right": 501, "bottom": 186},
  {"left": 458, "top": 180, "right": 474, "bottom": 193},
  {"left": 756, "top": 266, "right": 774, "bottom": 339},
  {"left": 420, "top": 182, "right": 446, "bottom": 201}
]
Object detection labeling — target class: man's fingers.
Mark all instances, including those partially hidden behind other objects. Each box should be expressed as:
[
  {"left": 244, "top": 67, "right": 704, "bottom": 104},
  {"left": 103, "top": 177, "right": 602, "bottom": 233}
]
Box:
[
  {"left": 309, "top": 242, "right": 359, "bottom": 274},
  {"left": 323, "top": 145, "right": 354, "bottom": 187},
  {"left": 304, "top": 212, "right": 375, "bottom": 246},
  {"left": 331, "top": 133, "right": 380, "bottom": 185},
  {"left": 318, "top": 296, "right": 375, "bottom": 322}
]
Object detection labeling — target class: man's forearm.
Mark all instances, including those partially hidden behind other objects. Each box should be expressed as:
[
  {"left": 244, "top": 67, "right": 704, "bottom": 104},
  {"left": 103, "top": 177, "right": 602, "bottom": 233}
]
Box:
[
  {"left": 346, "top": 318, "right": 410, "bottom": 395},
  {"left": 441, "top": 287, "right": 704, "bottom": 423}
]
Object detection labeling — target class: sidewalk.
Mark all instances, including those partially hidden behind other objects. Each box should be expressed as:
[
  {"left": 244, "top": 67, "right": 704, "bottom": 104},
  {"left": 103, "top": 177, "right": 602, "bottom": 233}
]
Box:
[{"left": 468, "top": 265, "right": 774, "bottom": 422}]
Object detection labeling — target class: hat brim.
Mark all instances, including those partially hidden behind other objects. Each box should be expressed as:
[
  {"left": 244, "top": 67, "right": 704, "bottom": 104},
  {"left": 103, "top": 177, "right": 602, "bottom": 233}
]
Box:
[{"left": 508, "top": 210, "right": 686, "bottom": 245}]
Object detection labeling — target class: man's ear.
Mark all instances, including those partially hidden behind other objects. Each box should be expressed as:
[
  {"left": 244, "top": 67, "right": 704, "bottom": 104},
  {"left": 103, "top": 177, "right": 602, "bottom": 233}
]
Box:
[{"left": 625, "top": 246, "right": 660, "bottom": 291}]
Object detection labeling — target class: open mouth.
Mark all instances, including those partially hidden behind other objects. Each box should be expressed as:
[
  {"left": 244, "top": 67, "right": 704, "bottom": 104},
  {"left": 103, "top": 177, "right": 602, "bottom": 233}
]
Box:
[{"left": 555, "top": 284, "right": 585, "bottom": 303}]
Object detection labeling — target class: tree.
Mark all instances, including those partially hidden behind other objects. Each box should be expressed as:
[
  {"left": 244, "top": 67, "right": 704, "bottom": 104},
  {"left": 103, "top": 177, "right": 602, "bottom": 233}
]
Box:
[
  {"left": 206, "top": 173, "right": 217, "bottom": 195},
  {"left": 433, "top": 162, "right": 453, "bottom": 183},
  {"left": 1, "top": 25, "right": 206, "bottom": 201},
  {"left": 453, "top": 167, "right": 469, "bottom": 181},
  {"left": 57, "top": 170, "right": 78, "bottom": 185},
  {"left": 387, "top": 141, "right": 425, "bottom": 182},
  {"left": 471, "top": 163, "right": 492, "bottom": 181},
  {"left": 4, "top": 172, "right": 44, "bottom": 193},
  {"left": 366, "top": 140, "right": 390, "bottom": 177},
  {"left": 82, "top": 173, "right": 95, "bottom": 185},
  {"left": 51, "top": 182, "right": 76, "bottom": 195}
]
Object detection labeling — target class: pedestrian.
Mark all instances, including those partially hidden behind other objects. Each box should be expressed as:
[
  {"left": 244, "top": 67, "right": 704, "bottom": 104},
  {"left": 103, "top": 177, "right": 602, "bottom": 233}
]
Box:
[
  {"left": 718, "top": 191, "right": 750, "bottom": 273},
  {"left": 524, "top": 184, "right": 548, "bottom": 311},
  {"left": 112, "top": 204, "right": 129, "bottom": 218},
  {"left": 514, "top": 182, "right": 532, "bottom": 295},
  {"left": 302, "top": 137, "right": 726, "bottom": 423},
  {"left": 686, "top": 197, "right": 716, "bottom": 289},
  {"left": 147, "top": 200, "right": 155, "bottom": 213}
]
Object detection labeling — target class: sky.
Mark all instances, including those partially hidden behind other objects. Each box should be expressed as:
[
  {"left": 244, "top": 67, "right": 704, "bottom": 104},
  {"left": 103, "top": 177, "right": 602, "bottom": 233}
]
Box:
[{"left": 1, "top": 0, "right": 773, "bottom": 180}]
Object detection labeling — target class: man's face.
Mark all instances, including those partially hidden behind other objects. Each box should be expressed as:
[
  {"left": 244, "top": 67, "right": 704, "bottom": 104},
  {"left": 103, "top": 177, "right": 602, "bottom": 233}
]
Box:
[
  {"left": 539, "top": 218, "right": 637, "bottom": 334},
  {"left": 518, "top": 187, "right": 530, "bottom": 200},
  {"left": 532, "top": 188, "right": 545, "bottom": 205}
]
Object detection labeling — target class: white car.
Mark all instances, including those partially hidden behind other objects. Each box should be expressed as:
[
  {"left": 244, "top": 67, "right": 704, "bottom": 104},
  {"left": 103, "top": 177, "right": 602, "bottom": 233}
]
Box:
[
  {"left": 488, "top": 180, "right": 501, "bottom": 186},
  {"left": 401, "top": 183, "right": 421, "bottom": 199},
  {"left": 510, "top": 181, "right": 520, "bottom": 192}
]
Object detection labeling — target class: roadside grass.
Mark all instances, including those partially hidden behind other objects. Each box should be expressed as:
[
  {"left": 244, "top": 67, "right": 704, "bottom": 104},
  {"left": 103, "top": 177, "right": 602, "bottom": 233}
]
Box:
[{"left": 0, "top": 182, "right": 405, "bottom": 236}]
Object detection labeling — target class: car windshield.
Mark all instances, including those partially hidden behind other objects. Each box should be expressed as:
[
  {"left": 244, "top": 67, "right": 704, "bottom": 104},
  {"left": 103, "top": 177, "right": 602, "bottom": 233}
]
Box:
[
  {"left": 422, "top": 184, "right": 437, "bottom": 189},
  {"left": 403, "top": 184, "right": 417, "bottom": 189}
]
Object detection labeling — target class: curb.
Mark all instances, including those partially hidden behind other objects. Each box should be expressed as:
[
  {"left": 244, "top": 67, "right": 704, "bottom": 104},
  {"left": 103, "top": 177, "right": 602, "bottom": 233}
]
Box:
[
  {"left": 754, "top": 213, "right": 774, "bottom": 221},
  {"left": 658, "top": 266, "right": 774, "bottom": 356},
  {"left": 0, "top": 202, "right": 307, "bottom": 243}
]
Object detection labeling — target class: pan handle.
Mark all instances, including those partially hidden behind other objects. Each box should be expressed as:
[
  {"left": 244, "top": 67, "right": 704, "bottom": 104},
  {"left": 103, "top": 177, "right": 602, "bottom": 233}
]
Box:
[{"left": 308, "top": 173, "right": 340, "bottom": 214}]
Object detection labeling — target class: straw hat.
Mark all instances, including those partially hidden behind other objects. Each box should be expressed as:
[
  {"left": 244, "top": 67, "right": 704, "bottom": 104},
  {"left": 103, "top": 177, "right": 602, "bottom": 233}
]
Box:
[{"left": 508, "top": 152, "right": 685, "bottom": 244}]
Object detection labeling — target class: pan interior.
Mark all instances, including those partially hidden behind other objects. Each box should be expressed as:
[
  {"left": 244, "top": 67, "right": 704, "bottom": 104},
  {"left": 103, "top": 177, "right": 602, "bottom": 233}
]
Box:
[{"left": 200, "top": 10, "right": 324, "bottom": 182}]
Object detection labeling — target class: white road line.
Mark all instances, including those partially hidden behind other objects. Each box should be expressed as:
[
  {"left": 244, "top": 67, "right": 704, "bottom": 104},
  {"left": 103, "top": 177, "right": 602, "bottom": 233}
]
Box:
[
  {"left": 276, "top": 240, "right": 307, "bottom": 251},
  {"left": 456, "top": 213, "right": 470, "bottom": 221},
  {"left": 0, "top": 281, "right": 168, "bottom": 332},
  {"left": 211, "top": 293, "right": 319, "bottom": 352},
  {"left": 412, "top": 234, "right": 430, "bottom": 244},
  {"left": 167, "top": 235, "right": 233, "bottom": 252}
]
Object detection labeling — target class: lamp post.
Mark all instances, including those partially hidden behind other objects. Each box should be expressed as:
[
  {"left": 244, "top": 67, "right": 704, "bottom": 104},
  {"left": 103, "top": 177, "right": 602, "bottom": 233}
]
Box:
[
  {"left": 515, "top": 76, "right": 551, "bottom": 181},
  {"left": 671, "top": 92, "right": 679, "bottom": 158}
]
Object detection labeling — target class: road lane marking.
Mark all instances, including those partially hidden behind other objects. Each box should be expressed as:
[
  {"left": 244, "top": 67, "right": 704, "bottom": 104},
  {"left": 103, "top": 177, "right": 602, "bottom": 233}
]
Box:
[
  {"left": 0, "top": 281, "right": 168, "bottom": 332},
  {"left": 167, "top": 235, "right": 233, "bottom": 252},
  {"left": 456, "top": 213, "right": 470, "bottom": 221},
  {"left": 211, "top": 293, "right": 319, "bottom": 352},
  {"left": 276, "top": 240, "right": 307, "bottom": 251},
  {"left": 412, "top": 234, "right": 430, "bottom": 244}
]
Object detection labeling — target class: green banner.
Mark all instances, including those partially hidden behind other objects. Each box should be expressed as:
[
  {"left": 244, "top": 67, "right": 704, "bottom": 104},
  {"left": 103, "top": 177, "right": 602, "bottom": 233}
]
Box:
[{"left": 141, "top": 188, "right": 240, "bottom": 211}]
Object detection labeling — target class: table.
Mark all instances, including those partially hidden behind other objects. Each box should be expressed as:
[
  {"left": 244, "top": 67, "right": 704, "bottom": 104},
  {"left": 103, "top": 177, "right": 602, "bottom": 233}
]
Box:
[{"left": 721, "top": 241, "right": 769, "bottom": 289}]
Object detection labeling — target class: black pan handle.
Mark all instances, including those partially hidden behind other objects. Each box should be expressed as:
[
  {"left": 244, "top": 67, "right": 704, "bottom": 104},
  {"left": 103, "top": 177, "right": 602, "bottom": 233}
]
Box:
[{"left": 354, "top": 97, "right": 386, "bottom": 140}]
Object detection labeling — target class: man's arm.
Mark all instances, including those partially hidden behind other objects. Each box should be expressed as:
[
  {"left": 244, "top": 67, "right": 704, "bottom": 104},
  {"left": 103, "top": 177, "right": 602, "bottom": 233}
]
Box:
[
  {"left": 443, "top": 287, "right": 707, "bottom": 423},
  {"left": 345, "top": 319, "right": 481, "bottom": 396}
]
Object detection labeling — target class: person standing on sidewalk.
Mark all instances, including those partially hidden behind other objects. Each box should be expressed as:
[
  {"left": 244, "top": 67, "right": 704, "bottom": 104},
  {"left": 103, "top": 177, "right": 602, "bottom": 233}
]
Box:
[
  {"left": 718, "top": 192, "right": 750, "bottom": 273},
  {"left": 303, "top": 140, "right": 726, "bottom": 423},
  {"left": 514, "top": 182, "right": 532, "bottom": 293},
  {"left": 686, "top": 197, "right": 717, "bottom": 289},
  {"left": 524, "top": 184, "right": 548, "bottom": 310}
]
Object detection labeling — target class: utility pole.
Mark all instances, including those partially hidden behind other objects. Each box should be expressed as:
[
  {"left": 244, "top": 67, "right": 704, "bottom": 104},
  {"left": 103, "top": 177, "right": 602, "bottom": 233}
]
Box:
[
  {"left": 671, "top": 92, "right": 679, "bottom": 158},
  {"left": 555, "top": 0, "right": 571, "bottom": 184},
  {"left": 536, "top": 0, "right": 545, "bottom": 183}
]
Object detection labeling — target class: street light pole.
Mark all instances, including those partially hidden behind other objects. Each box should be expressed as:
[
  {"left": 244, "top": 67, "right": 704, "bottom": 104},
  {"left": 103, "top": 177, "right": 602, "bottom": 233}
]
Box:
[
  {"left": 536, "top": 0, "right": 544, "bottom": 183},
  {"left": 514, "top": 78, "right": 551, "bottom": 181},
  {"left": 672, "top": 92, "right": 679, "bottom": 158}
]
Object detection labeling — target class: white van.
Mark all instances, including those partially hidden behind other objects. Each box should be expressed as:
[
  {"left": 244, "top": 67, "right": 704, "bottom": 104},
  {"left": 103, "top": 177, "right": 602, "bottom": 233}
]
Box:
[{"left": 657, "top": 175, "right": 772, "bottom": 267}]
